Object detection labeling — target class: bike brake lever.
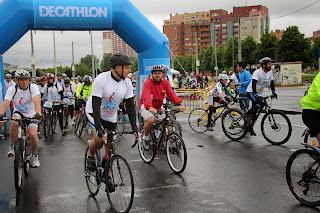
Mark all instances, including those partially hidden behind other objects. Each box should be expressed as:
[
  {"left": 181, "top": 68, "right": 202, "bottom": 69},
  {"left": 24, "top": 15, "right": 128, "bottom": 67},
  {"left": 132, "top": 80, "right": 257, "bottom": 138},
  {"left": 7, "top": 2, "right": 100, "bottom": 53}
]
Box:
[{"left": 131, "top": 139, "right": 138, "bottom": 148}]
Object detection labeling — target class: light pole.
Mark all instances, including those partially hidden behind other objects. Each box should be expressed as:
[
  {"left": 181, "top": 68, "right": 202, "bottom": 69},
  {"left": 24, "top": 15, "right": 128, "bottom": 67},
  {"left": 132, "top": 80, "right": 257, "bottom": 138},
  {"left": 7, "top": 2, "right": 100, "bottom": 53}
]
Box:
[
  {"left": 90, "top": 31, "right": 95, "bottom": 78},
  {"left": 53, "top": 31, "right": 57, "bottom": 76},
  {"left": 30, "top": 30, "right": 36, "bottom": 81},
  {"left": 72, "top": 41, "right": 75, "bottom": 79}
]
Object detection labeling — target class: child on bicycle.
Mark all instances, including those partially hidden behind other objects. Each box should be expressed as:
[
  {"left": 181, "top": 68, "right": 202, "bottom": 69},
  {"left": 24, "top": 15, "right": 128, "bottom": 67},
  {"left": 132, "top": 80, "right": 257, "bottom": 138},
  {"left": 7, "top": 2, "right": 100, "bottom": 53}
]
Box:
[{"left": 206, "top": 74, "right": 234, "bottom": 131}]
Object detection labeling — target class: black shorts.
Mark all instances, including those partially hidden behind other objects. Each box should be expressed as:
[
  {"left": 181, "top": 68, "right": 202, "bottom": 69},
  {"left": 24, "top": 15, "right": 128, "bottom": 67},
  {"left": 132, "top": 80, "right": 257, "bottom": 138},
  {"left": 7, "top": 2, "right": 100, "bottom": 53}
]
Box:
[
  {"left": 75, "top": 99, "right": 85, "bottom": 111},
  {"left": 302, "top": 109, "right": 320, "bottom": 137},
  {"left": 87, "top": 113, "right": 117, "bottom": 142}
]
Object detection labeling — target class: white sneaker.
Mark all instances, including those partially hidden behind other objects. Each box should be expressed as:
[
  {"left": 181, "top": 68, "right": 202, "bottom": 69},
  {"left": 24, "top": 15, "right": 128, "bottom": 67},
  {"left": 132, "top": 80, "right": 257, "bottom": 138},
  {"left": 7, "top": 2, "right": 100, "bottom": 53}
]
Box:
[
  {"left": 7, "top": 145, "right": 14, "bottom": 157},
  {"left": 88, "top": 128, "right": 92, "bottom": 135},
  {"left": 72, "top": 120, "right": 75, "bottom": 125},
  {"left": 30, "top": 155, "right": 40, "bottom": 168}
]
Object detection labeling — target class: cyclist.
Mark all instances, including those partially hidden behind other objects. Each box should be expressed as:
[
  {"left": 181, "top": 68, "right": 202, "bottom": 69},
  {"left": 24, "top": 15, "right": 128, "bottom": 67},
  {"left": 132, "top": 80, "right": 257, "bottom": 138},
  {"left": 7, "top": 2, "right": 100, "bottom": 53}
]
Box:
[
  {"left": 41, "top": 73, "right": 66, "bottom": 136},
  {"left": 139, "top": 65, "right": 185, "bottom": 149},
  {"left": 228, "top": 71, "right": 238, "bottom": 86},
  {"left": 206, "top": 74, "right": 235, "bottom": 131},
  {"left": 62, "top": 73, "right": 67, "bottom": 81},
  {"left": 246, "top": 57, "right": 277, "bottom": 136},
  {"left": 0, "top": 70, "right": 42, "bottom": 167},
  {"left": 62, "top": 78, "right": 75, "bottom": 128},
  {"left": 301, "top": 72, "right": 320, "bottom": 142},
  {"left": 85, "top": 53, "right": 138, "bottom": 192},
  {"left": 74, "top": 76, "right": 93, "bottom": 134},
  {"left": 71, "top": 77, "right": 81, "bottom": 124},
  {"left": 5, "top": 73, "right": 15, "bottom": 91},
  {"left": 55, "top": 73, "right": 64, "bottom": 86}
]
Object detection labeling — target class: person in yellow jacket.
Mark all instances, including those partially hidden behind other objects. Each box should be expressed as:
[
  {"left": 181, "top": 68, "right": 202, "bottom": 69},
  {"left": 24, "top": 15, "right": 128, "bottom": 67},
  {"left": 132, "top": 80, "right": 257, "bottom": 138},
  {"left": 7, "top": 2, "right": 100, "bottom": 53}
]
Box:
[
  {"left": 73, "top": 76, "right": 93, "bottom": 125},
  {"left": 301, "top": 72, "right": 320, "bottom": 142}
]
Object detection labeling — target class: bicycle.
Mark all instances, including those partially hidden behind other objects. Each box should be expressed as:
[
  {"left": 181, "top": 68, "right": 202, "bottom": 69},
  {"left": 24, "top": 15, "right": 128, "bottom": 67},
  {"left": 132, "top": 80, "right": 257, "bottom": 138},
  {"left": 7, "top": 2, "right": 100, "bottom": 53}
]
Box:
[
  {"left": 188, "top": 98, "right": 234, "bottom": 134},
  {"left": 221, "top": 95, "right": 292, "bottom": 145},
  {"left": 74, "top": 97, "right": 87, "bottom": 138},
  {"left": 115, "top": 103, "right": 128, "bottom": 142},
  {"left": 43, "top": 101, "right": 59, "bottom": 138},
  {"left": 134, "top": 103, "right": 187, "bottom": 174},
  {"left": 62, "top": 97, "right": 73, "bottom": 129},
  {"left": 286, "top": 137, "right": 320, "bottom": 206},
  {"left": 84, "top": 130, "right": 136, "bottom": 213},
  {"left": 2, "top": 112, "right": 36, "bottom": 190}
]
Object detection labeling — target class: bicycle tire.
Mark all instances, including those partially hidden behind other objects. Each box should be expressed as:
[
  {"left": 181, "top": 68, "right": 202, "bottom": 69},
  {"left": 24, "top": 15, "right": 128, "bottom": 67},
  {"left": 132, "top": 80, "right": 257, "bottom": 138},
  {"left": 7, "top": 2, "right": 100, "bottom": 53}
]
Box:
[
  {"left": 52, "top": 113, "right": 57, "bottom": 134},
  {"left": 44, "top": 114, "right": 51, "bottom": 138},
  {"left": 286, "top": 149, "right": 320, "bottom": 206},
  {"left": 106, "top": 154, "right": 134, "bottom": 213},
  {"left": 24, "top": 141, "right": 31, "bottom": 176},
  {"left": 84, "top": 146, "right": 101, "bottom": 196},
  {"left": 170, "top": 118, "right": 182, "bottom": 137},
  {"left": 221, "top": 108, "right": 247, "bottom": 141},
  {"left": 261, "top": 110, "right": 292, "bottom": 145},
  {"left": 138, "top": 130, "right": 156, "bottom": 164},
  {"left": 78, "top": 113, "right": 87, "bottom": 138},
  {"left": 188, "top": 108, "right": 209, "bottom": 134},
  {"left": 74, "top": 112, "right": 81, "bottom": 134},
  {"left": 63, "top": 107, "right": 69, "bottom": 129},
  {"left": 14, "top": 139, "right": 24, "bottom": 191},
  {"left": 166, "top": 132, "right": 187, "bottom": 174}
]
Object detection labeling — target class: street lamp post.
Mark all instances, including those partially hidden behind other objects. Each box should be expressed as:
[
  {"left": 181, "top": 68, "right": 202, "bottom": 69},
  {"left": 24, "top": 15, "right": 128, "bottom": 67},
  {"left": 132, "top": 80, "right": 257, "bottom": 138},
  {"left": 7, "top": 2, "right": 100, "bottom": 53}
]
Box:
[
  {"left": 90, "top": 31, "right": 95, "bottom": 78},
  {"left": 53, "top": 31, "right": 57, "bottom": 76}
]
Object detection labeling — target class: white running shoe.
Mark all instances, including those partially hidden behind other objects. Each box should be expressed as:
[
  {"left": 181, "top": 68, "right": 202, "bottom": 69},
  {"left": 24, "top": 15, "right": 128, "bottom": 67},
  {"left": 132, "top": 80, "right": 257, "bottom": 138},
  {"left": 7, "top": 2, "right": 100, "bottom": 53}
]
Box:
[
  {"left": 88, "top": 128, "right": 92, "bottom": 135},
  {"left": 30, "top": 155, "right": 40, "bottom": 168},
  {"left": 7, "top": 145, "right": 14, "bottom": 157}
]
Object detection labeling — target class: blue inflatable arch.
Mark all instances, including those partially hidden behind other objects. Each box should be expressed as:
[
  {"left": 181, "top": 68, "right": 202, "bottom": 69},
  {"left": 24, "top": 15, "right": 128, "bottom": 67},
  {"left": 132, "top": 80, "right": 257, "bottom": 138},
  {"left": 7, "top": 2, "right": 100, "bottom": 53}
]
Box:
[{"left": 0, "top": 0, "right": 170, "bottom": 102}]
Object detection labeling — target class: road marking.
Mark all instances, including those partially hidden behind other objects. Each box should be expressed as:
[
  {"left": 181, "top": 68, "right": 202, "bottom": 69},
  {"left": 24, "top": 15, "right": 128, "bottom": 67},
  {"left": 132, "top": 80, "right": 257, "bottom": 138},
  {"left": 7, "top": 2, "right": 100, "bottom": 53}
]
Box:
[
  {"left": 136, "top": 184, "right": 186, "bottom": 192},
  {"left": 128, "top": 158, "right": 160, "bottom": 163}
]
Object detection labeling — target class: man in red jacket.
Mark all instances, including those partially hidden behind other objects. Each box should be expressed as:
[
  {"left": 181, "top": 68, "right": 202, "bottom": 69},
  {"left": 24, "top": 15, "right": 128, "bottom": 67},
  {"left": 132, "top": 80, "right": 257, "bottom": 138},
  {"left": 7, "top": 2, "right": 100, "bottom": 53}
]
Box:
[{"left": 139, "top": 64, "right": 185, "bottom": 149}]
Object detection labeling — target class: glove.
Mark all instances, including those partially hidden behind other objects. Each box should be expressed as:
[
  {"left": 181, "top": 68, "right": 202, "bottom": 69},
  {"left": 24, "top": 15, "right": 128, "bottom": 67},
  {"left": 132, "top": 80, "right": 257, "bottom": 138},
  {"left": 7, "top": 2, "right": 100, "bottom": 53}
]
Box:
[
  {"left": 0, "top": 114, "right": 4, "bottom": 121},
  {"left": 272, "top": 91, "right": 278, "bottom": 99},
  {"left": 253, "top": 94, "right": 262, "bottom": 108},
  {"left": 35, "top": 113, "right": 42, "bottom": 120},
  {"left": 96, "top": 127, "right": 104, "bottom": 140},
  {"left": 232, "top": 97, "right": 237, "bottom": 103}
]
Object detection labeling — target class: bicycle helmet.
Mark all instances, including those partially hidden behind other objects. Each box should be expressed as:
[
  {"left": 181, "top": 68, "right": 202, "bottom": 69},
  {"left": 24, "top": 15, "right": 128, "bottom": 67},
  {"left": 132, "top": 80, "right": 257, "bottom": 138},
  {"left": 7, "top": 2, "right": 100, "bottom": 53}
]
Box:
[
  {"left": 36, "top": 77, "right": 41, "bottom": 82},
  {"left": 259, "top": 57, "right": 274, "bottom": 65},
  {"left": 64, "top": 78, "right": 70, "bottom": 85},
  {"left": 132, "top": 80, "right": 136, "bottom": 83},
  {"left": 219, "top": 74, "right": 229, "bottom": 80},
  {"left": 84, "top": 76, "right": 93, "bottom": 85},
  {"left": 40, "top": 76, "right": 47, "bottom": 82},
  {"left": 15, "top": 69, "right": 31, "bottom": 79},
  {"left": 46, "top": 73, "right": 55, "bottom": 79},
  {"left": 151, "top": 65, "right": 164, "bottom": 73},
  {"left": 228, "top": 71, "right": 233, "bottom": 75},
  {"left": 162, "top": 65, "right": 169, "bottom": 73},
  {"left": 109, "top": 53, "right": 133, "bottom": 69},
  {"left": 62, "top": 73, "right": 67, "bottom": 78},
  {"left": 221, "top": 71, "right": 227, "bottom": 75},
  {"left": 57, "top": 73, "right": 62, "bottom": 77},
  {"left": 5, "top": 74, "right": 12, "bottom": 79}
]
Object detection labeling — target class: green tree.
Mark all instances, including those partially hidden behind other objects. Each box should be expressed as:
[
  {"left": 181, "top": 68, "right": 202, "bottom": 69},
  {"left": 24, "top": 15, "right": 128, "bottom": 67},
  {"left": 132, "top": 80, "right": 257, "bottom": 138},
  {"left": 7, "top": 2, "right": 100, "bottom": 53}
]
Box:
[
  {"left": 130, "top": 57, "right": 138, "bottom": 73},
  {"left": 216, "top": 45, "right": 227, "bottom": 71},
  {"left": 80, "top": 54, "right": 99, "bottom": 70},
  {"left": 242, "top": 35, "right": 258, "bottom": 70},
  {"left": 256, "top": 31, "right": 278, "bottom": 61},
  {"left": 201, "top": 45, "right": 214, "bottom": 73},
  {"left": 277, "top": 26, "right": 312, "bottom": 66},
  {"left": 184, "top": 55, "right": 194, "bottom": 73},
  {"left": 223, "top": 38, "right": 238, "bottom": 70},
  {"left": 311, "top": 37, "right": 320, "bottom": 69},
  {"left": 100, "top": 53, "right": 112, "bottom": 71},
  {"left": 199, "top": 48, "right": 207, "bottom": 72},
  {"left": 75, "top": 63, "right": 91, "bottom": 77}
]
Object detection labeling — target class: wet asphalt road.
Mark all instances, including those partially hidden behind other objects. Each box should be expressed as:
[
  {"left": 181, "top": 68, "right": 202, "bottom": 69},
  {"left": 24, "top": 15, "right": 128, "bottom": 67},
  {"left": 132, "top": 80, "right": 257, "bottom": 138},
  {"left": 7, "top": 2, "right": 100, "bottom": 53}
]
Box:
[{"left": 1, "top": 87, "right": 320, "bottom": 213}]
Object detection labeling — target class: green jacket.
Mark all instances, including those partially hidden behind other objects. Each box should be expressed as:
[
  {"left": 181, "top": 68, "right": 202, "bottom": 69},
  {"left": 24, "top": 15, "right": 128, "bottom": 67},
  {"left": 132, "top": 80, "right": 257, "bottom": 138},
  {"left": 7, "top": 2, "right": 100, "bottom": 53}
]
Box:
[
  {"left": 76, "top": 83, "right": 92, "bottom": 99},
  {"left": 301, "top": 73, "right": 320, "bottom": 111}
]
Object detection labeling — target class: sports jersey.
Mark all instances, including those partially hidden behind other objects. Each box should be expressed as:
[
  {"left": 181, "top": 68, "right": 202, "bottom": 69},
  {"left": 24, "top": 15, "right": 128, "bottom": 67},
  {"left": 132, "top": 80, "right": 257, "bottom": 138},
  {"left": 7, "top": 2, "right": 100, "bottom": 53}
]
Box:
[
  {"left": 62, "top": 85, "right": 75, "bottom": 106},
  {"left": 247, "top": 68, "right": 273, "bottom": 95},
  {"left": 4, "top": 84, "right": 40, "bottom": 118},
  {"left": 86, "top": 71, "right": 134, "bottom": 123},
  {"left": 301, "top": 72, "right": 320, "bottom": 111},
  {"left": 209, "top": 82, "right": 232, "bottom": 106},
  {"left": 5, "top": 80, "right": 15, "bottom": 91},
  {"left": 41, "top": 83, "right": 62, "bottom": 105}
]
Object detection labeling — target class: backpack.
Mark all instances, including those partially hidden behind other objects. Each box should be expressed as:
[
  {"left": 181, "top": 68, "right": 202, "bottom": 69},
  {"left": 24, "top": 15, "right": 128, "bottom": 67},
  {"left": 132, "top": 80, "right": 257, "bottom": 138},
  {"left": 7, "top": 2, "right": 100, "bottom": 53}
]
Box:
[{"left": 12, "top": 84, "right": 32, "bottom": 99}]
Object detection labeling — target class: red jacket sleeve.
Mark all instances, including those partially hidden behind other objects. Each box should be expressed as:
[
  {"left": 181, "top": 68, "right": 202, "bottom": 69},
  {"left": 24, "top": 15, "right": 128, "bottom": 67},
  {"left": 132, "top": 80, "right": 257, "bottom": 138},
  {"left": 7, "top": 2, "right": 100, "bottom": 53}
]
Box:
[
  {"left": 165, "top": 80, "right": 182, "bottom": 105},
  {"left": 141, "top": 80, "right": 153, "bottom": 110}
]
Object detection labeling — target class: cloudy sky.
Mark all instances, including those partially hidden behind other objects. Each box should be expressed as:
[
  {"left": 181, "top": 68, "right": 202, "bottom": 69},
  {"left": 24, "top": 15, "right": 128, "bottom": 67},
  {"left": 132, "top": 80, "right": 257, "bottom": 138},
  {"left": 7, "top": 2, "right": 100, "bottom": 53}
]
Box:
[{"left": 2, "top": 0, "right": 320, "bottom": 68}]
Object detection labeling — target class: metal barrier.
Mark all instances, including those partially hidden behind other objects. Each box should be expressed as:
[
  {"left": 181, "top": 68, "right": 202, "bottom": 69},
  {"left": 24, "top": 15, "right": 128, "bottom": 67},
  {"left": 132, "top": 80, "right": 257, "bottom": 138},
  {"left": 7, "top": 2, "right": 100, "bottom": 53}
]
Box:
[{"left": 175, "top": 89, "right": 211, "bottom": 113}]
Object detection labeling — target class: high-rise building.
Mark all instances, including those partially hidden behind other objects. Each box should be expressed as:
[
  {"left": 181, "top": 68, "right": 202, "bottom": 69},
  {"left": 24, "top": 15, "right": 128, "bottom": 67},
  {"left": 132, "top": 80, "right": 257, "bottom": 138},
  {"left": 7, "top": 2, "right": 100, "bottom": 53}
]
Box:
[
  {"left": 309, "top": 30, "right": 320, "bottom": 43},
  {"left": 163, "top": 5, "right": 269, "bottom": 57},
  {"left": 102, "top": 31, "right": 137, "bottom": 57},
  {"left": 271, "top": 29, "right": 284, "bottom": 40}
]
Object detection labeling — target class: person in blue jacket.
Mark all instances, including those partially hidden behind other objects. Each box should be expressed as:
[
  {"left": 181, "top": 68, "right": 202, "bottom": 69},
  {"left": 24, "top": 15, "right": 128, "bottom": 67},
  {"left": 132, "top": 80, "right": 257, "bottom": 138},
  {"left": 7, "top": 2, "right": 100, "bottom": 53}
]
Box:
[{"left": 236, "top": 62, "right": 251, "bottom": 111}]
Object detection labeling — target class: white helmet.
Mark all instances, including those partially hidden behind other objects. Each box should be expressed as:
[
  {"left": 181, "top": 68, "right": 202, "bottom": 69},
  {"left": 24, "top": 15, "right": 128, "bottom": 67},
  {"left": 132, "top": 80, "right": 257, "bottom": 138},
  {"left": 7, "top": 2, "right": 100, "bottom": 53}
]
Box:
[
  {"left": 15, "top": 69, "right": 31, "bottom": 79},
  {"left": 221, "top": 71, "right": 227, "bottom": 75},
  {"left": 219, "top": 74, "right": 229, "bottom": 80}
]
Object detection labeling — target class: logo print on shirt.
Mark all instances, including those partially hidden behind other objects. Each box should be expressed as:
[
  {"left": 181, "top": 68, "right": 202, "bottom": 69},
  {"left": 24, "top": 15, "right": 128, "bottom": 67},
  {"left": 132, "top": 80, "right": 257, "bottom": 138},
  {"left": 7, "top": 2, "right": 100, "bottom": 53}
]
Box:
[
  {"left": 49, "top": 89, "right": 57, "bottom": 101},
  {"left": 102, "top": 92, "right": 118, "bottom": 114},
  {"left": 18, "top": 97, "right": 28, "bottom": 113}
]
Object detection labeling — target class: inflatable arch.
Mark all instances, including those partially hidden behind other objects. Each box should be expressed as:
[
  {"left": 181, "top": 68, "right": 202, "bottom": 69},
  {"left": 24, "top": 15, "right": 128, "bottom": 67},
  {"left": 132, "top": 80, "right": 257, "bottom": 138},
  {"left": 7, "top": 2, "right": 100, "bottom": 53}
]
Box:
[{"left": 0, "top": 0, "right": 170, "bottom": 103}]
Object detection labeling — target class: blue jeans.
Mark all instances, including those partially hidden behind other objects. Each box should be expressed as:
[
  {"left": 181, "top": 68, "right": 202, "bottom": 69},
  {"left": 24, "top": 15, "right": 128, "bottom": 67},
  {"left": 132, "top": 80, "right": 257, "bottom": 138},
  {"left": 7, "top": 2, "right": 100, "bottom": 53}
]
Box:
[{"left": 239, "top": 93, "right": 249, "bottom": 112}]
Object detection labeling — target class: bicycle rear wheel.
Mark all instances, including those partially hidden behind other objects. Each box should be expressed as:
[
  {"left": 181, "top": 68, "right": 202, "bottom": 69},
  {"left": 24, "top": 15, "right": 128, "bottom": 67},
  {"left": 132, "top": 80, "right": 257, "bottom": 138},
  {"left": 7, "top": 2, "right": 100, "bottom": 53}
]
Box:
[
  {"left": 84, "top": 146, "right": 101, "bottom": 196},
  {"left": 261, "top": 110, "right": 292, "bottom": 145},
  {"left": 221, "top": 108, "right": 247, "bottom": 141},
  {"left": 106, "top": 154, "right": 134, "bottom": 213},
  {"left": 78, "top": 113, "right": 87, "bottom": 138},
  {"left": 286, "top": 149, "right": 320, "bottom": 206},
  {"left": 74, "top": 112, "right": 81, "bottom": 133},
  {"left": 166, "top": 132, "right": 187, "bottom": 174},
  {"left": 14, "top": 139, "right": 24, "bottom": 191},
  {"left": 24, "top": 141, "right": 31, "bottom": 176},
  {"left": 170, "top": 118, "right": 182, "bottom": 137},
  {"left": 188, "top": 108, "right": 209, "bottom": 134},
  {"left": 138, "top": 130, "right": 156, "bottom": 163},
  {"left": 44, "top": 114, "right": 51, "bottom": 138}
]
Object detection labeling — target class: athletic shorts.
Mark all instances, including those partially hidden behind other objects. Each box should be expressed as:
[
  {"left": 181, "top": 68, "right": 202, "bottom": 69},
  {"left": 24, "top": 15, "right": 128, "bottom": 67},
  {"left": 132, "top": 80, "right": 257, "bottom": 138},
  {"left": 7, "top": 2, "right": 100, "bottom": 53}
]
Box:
[
  {"left": 302, "top": 109, "right": 320, "bottom": 137},
  {"left": 139, "top": 108, "right": 166, "bottom": 124},
  {"left": 12, "top": 112, "right": 38, "bottom": 128}
]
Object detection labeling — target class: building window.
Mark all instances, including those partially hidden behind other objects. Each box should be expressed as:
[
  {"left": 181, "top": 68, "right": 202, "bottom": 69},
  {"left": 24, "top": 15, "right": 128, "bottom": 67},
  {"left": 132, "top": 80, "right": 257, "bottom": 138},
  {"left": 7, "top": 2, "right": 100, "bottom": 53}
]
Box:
[
  {"left": 186, "top": 21, "right": 189, "bottom": 24},
  {"left": 240, "top": 20, "right": 251, "bottom": 24},
  {"left": 174, "top": 49, "right": 178, "bottom": 51},
  {"left": 215, "top": 24, "right": 221, "bottom": 28},
  {"left": 212, "top": 13, "right": 219, "bottom": 17},
  {"left": 222, "top": 35, "right": 227, "bottom": 38},
  {"left": 175, "top": 38, "right": 178, "bottom": 41},
  {"left": 166, "top": 22, "right": 171, "bottom": 25},
  {"left": 173, "top": 21, "right": 176, "bottom": 24},
  {"left": 174, "top": 27, "right": 178, "bottom": 30},
  {"left": 185, "top": 38, "right": 190, "bottom": 41},
  {"left": 234, "top": 23, "right": 239, "bottom": 26},
  {"left": 222, "top": 29, "right": 226, "bottom": 33},
  {"left": 215, "top": 30, "right": 221, "bottom": 33},
  {"left": 186, "top": 16, "right": 189, "bottom": 19},
  {"left": 191, "top": 20, "right": 196, "bottom": 24},
  {"left": 222, "top": 24, "right": 226, "bottom": 27},
  {"left": 192, "top": 15, "right": 194, "bottom": 18},
  {"left": 234, "top": 29, "right": 239, "bottom": 32},
  {"left": 253, "top": 25, "right": 258, "bottom": 29},
  {"left": 202, "top": 14, "right": 204, "bottom": 17},
  {"left": 240, "top": 26, "right": 247, "bottom": 30},
  {"left": 207, "top": 14, "right": 209, "bottom": 17},
  {"left": 204, "top": 20, "right": 209, "bottom": 23},
  {"left": 196, "top": 15, "right": 198, "bottom": 18},
  {"left": 222, "top": 41, "right": 227, "bottom": 44}
]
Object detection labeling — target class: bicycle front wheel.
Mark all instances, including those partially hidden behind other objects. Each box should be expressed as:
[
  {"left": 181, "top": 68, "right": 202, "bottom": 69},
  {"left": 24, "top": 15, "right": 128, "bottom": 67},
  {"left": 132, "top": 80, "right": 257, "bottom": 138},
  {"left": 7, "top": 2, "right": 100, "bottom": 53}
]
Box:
[
  {"left": 106, "top": 155, "right": 134, "bottom": 213},
  {"left": 78, "top": 113, "right": 87, "bottom": 138},
  {"left": 188, "top": 108, "right": 209, "bottom": 134},
  {"left": 63, "top": 108, "right": 69, "bottom": 128},
  {"left": 166, "top": 132, "right": 187, "bottom": 173},
  {"left": 52, "top": 114, "right": 57, "bottom": 134},
  {"left": 138, "top": 130, "right": 156, "bottom": 163},
  {"left": 286, "top": 149, "right": 320, "bottom": 206},
  {"left": 14, "top": 139, "right": 24, "bottom": 191},
  {"left": 84, "top": 146, "right": 101, "bottom": 196},
  {"left": 221, "top": 108, "right": 247, "bottom": 141},
  {"left": 261, "top": 110, "right": 292, "bottom": 145},
  {"left": 170, "top": 118, "right": 182, "bottom": 137},
  {"left": 44, "top": 114, "right": 51, "bottom": 138}
]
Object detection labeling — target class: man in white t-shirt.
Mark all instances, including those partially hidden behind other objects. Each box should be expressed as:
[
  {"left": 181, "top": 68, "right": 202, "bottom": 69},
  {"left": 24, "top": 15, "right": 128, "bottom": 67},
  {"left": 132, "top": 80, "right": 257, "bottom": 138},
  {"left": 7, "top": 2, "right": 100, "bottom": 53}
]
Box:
[
  {"left": 85, "top": 53, "right": 139, "bottom": 192},
  {"left": 245, "top": 57, "right": 278, "bottom": 135},
  {"left": 4, "top": 73, "right": 15, "bottom": 91},
  {"left": 71, "top": 77, "right": 81, "bottom": 124},
  {"left": 0, "top": 70, "right": 42, "bottom": 167}
]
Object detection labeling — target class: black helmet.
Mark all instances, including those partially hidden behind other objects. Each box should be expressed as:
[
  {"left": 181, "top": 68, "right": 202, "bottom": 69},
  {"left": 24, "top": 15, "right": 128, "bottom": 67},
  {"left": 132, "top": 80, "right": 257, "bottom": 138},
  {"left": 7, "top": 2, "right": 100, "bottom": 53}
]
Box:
[
  {"left": 57, "top": 73, "right": 62, "bottom": 76},
  {"left": 109, "top": 53, "right": 133, "bottom": 69},
  {"left": 64, "top": 78, "right": 70, "bottom": 85}
]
